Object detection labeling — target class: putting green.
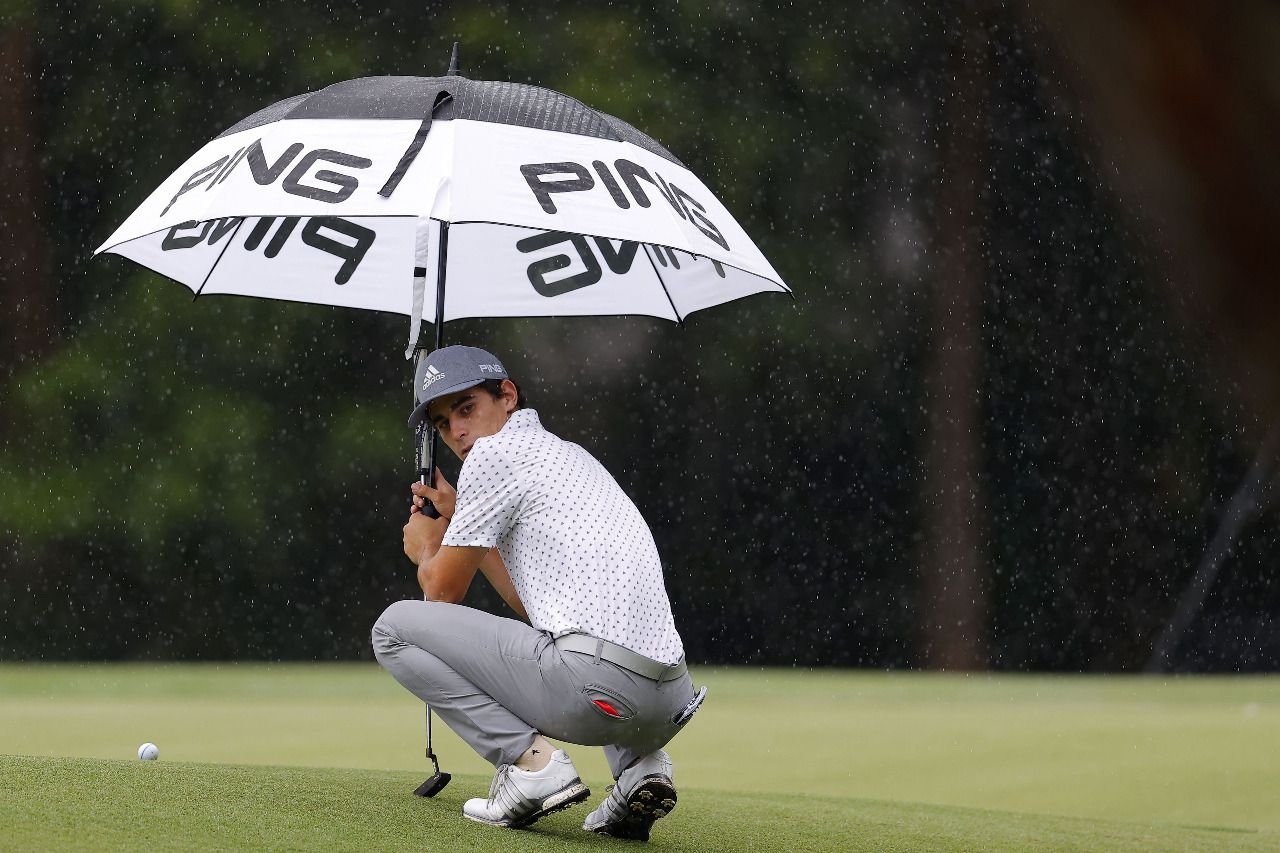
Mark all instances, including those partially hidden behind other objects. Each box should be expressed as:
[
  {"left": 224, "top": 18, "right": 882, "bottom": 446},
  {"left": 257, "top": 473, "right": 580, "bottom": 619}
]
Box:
[
  {"left": 2, "top": 755, "right": 1273, "bottom": 852},
  {"left": 1, "top": 664, "right": 1277, "bottom": 849}
]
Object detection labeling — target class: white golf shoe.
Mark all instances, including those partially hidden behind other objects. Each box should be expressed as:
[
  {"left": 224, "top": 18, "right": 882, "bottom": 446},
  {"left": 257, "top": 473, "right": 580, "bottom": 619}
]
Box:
[
  {"left": 462, "top": 748, "right": 590, "bottom": 829},
  {"left": 582, "top": 749, "right": 677, "bottom": 841}
]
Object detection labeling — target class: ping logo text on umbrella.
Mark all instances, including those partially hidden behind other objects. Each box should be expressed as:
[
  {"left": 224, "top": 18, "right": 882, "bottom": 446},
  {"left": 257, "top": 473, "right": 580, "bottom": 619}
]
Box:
[
  {"left": 161, "top": 216, "right": 376, "bottom": 286},
  {"left": 520, "top": 158, "right": 729, "bottom": 251},
  {"left": 516, "top": 231, "right": 726, "bottom": 297},
  {"left": 161, "top": 139, "right": 373, "bottom": 216}
]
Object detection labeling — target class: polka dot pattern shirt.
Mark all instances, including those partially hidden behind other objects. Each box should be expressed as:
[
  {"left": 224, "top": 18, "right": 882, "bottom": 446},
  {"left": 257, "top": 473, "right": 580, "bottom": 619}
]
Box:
[{"left": 442, "top": 408, "right": 685, "bottom": 664}]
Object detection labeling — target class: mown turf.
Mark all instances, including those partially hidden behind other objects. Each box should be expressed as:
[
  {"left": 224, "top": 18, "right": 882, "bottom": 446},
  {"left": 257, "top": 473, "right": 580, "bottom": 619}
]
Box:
[
  {"left": 1, "top": 755, "right": 1273, "bottom": 852},
  {"left": 5, "top": 664, "right": 1280, "bottom": 852},
  {"left": 3, "top": 664, "right": 1278, "bottom": 834}
]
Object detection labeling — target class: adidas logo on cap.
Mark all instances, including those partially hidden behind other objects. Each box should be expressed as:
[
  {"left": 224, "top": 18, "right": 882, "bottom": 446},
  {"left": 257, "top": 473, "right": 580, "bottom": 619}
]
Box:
[{"left": 422, "top": 364, "right": 446, "bottom": 390}]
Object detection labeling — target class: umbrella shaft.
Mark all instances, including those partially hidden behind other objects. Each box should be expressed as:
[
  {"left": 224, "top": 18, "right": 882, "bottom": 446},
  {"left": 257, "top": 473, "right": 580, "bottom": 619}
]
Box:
[
  {"left": 413, "top": 221, "right": 449, "bottom": 517},
  {"left": 433, "top": 222, "right": 449, "bottom": 350}
]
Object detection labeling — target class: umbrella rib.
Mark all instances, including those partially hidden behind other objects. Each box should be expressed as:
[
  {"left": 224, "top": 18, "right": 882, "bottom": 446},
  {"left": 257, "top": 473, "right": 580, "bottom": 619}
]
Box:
[
  {"left": 192, "top": 217, "right": 247, "bottom": 300},
  {"left": 642, "top": 243, "right": 684, "bottom": 326}
]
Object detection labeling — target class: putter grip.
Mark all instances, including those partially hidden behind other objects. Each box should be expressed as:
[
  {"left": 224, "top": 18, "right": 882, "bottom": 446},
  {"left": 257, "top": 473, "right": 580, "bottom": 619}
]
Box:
[{"left": 417, "top": 464, "right": 440, "bottom": 519}]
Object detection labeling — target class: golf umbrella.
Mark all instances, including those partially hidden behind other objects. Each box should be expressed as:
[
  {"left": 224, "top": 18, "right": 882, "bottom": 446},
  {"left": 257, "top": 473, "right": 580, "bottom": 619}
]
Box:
[{"left": 94, "top": 65, "right": 789, "bottom": 348}]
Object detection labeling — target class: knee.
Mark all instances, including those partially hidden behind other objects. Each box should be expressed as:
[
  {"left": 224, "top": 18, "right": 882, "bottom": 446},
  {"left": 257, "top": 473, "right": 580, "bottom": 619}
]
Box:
[{"left": 371, "top": 599, "right": 420, "bottom": 662}]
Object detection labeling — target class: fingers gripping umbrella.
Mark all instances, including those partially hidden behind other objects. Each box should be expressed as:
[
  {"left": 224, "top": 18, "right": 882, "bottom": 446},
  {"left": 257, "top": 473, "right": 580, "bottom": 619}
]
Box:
[{"left": 94, "top": 45, "right": 790, "bottom": 795}]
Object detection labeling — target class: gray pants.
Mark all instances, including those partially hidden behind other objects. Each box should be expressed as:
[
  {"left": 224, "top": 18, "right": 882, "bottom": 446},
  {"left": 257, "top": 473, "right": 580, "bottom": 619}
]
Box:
[{"left": 371, "top": 600, "right": 694, "bottom": 779}]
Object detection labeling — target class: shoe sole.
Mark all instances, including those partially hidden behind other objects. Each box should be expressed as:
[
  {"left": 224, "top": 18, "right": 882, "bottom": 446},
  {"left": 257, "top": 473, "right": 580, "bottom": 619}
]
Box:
[
  {"left": 590, "top": 776, "right": 677, "bottom": 841},
  {"left": 465, "top": 780, "right": 591, "bottom": 830}
]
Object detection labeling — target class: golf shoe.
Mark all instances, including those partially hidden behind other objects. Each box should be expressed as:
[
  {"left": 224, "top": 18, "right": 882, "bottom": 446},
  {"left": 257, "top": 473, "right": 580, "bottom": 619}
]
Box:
[
  {"left": 582, "top": 749, "right": 676, "bottom": 841},
  {"left": 462, "top": 748, "right": 590, "bottom": 829}
]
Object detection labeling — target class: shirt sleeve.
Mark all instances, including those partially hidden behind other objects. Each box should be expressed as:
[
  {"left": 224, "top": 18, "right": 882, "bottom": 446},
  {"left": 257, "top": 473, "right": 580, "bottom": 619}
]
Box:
[{"left": 442, "top": 439, "right": 524, "bottom": 549}]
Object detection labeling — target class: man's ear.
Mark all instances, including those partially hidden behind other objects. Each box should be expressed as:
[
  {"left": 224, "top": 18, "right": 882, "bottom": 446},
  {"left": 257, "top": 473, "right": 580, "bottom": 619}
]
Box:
[{"left": 500, "top": 379, "right": 519, "bottom": 413}]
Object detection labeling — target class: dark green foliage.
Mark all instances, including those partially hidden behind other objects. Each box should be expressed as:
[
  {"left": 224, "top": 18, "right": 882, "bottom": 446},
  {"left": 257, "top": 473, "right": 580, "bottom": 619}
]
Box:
[{"left": 1, "top": 1, "right": 1274, "bottom": 668}]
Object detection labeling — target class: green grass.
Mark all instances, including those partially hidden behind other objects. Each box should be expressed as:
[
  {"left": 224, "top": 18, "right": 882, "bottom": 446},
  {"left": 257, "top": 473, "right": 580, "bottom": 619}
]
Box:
[
  {"left": 2, "top": 665, "right": 1278, "bottom": 851},
  {"left": 0, "top": 755, "right": 1271, "bottom": 853}
]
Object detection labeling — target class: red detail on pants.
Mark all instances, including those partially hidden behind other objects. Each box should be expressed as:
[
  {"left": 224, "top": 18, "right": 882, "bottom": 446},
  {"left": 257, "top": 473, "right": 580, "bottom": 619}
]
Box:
[{"left": 593, "top": 699, "right": 622, "bottom": 717}]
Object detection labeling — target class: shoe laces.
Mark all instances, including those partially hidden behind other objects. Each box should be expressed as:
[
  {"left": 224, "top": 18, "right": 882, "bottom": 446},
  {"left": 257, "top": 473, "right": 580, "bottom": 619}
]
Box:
[
  {"left": 486, "top": 763, "right": 539, "bottom": 817},
  {"left": 487, "top": 764, "right": 511, "bottom": 805}
]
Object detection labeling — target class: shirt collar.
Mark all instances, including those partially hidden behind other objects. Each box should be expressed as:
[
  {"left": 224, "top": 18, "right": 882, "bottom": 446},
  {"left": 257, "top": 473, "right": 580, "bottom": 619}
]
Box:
[{"left": 502, "top": 408, "right": 541, "bottom": 433}]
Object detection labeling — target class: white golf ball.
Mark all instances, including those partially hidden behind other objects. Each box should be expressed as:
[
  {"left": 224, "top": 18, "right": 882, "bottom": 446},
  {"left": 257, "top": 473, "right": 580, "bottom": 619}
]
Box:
[{"left": 137, "top": 742, "right": 159, "bottom": 761}]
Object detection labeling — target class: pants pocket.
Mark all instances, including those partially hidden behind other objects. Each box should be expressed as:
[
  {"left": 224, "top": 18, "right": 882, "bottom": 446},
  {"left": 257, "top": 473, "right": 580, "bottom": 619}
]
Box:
[{"left": 582, "top": 683, "right": 638, "bottom": 721}]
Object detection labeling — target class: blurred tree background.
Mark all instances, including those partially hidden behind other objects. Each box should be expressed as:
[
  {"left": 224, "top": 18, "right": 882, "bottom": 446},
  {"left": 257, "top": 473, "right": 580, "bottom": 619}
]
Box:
[{"left": 1, "top": 0, "right": 1276, "bottom": 670}]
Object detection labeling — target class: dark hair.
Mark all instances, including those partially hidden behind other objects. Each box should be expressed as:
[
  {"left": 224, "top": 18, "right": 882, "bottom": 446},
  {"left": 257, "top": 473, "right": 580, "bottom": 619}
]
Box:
[{"left": 478, "top": 378, "right": 527, "bottom": 410}]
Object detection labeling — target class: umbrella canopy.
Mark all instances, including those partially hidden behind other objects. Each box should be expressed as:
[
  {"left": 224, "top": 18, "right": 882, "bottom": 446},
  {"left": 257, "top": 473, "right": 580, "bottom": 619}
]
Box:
[{"left": 95, "top": 73, "right": 789, "bottom": 325}]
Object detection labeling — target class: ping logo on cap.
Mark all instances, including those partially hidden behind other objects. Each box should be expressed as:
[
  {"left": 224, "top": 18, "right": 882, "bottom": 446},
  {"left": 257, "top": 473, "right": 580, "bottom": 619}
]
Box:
[
  {"left": 422, "top": 364, "right": 446, "bottom": 390},
  {"left": 479, "top": 363, "right": 504, "bottom": 374}
]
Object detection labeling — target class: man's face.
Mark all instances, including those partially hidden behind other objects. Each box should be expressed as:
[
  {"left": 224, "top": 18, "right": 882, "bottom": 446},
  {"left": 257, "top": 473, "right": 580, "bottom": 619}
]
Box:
[{"left": 426, "top": 381, "right": 518, "bottom": 461}]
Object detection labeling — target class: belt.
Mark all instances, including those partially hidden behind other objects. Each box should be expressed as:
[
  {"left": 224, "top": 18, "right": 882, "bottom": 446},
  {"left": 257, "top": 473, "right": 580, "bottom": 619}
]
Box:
[{"left": 554, "top": 633, "right": 687, "bottom": 682}]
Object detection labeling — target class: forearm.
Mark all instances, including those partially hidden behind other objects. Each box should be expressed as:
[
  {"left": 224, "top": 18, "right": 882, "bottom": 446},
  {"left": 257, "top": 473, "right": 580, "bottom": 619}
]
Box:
[
  {"left": 479, "top": 550, "right": 528, "bottom": 621},
  {"left": 404, "top": 474, "right": 484, "bottom": 603},
  {"left": 416, "top": 542, "right": 487, "bottom": 603},
  {"left": 416, "top": 561, "right": 447, "bottom": 602},
  {"left": 415, "top": 534, "right": 454, "bottom": 601},
  {"left": 417, "top": 555, "right": 464, "bottom": 603}
]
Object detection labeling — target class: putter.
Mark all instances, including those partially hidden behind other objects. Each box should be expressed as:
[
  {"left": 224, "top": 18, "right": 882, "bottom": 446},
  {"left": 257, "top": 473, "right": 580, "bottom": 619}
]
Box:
[
  {"left": 413, "top": 707, "right": 452, "bottom": 797},
  {"left": 411, "top": 424, "right": 448, "bottom": 797},
  {"left": 411, "top": 350, "right": 447, "bottom": 797}
]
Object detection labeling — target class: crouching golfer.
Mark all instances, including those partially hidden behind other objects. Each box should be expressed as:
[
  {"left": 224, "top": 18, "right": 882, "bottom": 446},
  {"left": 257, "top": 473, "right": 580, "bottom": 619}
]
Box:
[{"left": 372, "top": 345, "right": 704, "bottom": 840}]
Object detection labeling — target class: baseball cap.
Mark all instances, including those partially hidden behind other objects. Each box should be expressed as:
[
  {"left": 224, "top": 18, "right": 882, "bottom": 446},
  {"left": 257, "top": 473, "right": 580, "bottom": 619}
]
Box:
[{"left": 408, "top": 345, "right": 510, "bottom": 430}]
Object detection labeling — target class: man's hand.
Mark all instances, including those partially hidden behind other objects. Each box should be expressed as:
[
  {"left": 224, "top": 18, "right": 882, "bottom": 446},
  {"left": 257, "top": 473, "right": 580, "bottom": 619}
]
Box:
[
  {"left": 403, "top": 470, "right": 485, "bottom": 603},
  {"left": 411, "top": 469, "right": 457, "bottom": 519},
  {"left": 403, "top": 510, "right": 448, "bottom": 567}
]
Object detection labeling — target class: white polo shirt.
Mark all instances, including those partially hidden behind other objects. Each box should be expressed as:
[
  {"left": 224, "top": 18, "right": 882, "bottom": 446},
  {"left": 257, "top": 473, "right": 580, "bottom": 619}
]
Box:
[{"left": 441, "top": 408, "right": 685, "bottom": 665}]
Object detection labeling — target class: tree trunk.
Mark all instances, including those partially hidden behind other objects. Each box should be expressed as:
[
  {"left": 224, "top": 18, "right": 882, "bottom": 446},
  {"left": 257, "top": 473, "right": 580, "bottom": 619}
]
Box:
[
  {"left": 1023, "top": 0, "right": 1280, "bottom": 427},
  {"left": 0, "top": 23, "right": 53, "bottom": 378},
  {"left": 920, "top": 10, "right": 990, "bottom": 671}
]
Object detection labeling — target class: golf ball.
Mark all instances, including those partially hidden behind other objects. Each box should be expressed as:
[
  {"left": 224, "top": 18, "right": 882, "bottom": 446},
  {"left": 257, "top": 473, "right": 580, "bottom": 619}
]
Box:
[{"left": 138, "top": 742, "right": 159, "bottom": 761}]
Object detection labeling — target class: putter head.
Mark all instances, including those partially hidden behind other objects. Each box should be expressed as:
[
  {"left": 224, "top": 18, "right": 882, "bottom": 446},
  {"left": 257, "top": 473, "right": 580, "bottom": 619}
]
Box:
[{"left": 414, "top": 771, "right": 452, "bottom": 798}]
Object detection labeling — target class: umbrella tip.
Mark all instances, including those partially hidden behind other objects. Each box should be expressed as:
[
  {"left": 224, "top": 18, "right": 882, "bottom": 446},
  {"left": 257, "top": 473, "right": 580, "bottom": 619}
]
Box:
[{"left": 447, "top": 41, "right": 460, "bottom": 76}]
